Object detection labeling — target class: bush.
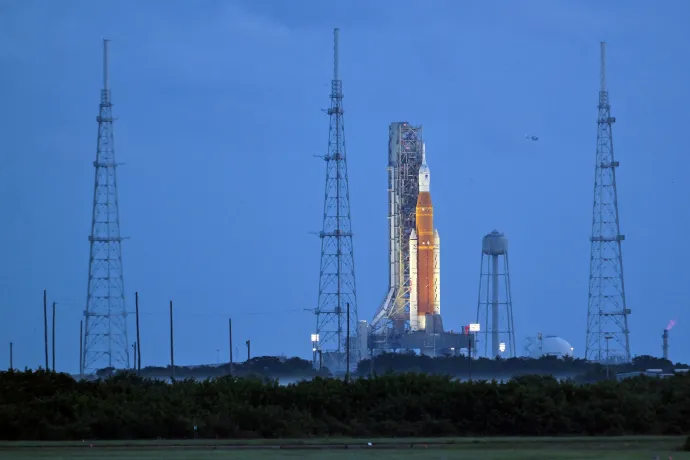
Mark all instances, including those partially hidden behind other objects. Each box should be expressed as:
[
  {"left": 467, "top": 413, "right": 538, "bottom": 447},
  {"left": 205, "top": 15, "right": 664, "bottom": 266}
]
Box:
[{"left": 0, "top": 370, "right": 689, "bottom": 440}]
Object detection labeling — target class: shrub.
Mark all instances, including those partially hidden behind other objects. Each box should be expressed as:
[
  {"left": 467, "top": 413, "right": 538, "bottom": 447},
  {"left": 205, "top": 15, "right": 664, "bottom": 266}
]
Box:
[{"left": 0, "top": 370, "right": 688, "bottom": 440}]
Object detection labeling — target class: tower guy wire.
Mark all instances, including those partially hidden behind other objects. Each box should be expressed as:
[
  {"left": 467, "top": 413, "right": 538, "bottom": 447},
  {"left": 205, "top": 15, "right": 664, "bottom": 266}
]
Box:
[
  {"left": 82, "top": 39, "right": 131, "bottom": 373},
  {"left": 314, "top": 28, "right": 359, "bottom": 374},
  {"left": 584, "top": 42, "right": 631, "bottom": 363}
]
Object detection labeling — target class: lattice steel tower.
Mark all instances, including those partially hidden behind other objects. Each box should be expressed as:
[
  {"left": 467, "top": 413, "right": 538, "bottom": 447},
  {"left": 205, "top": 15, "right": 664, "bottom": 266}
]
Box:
[
  {"left": 314, "top": 28, "right": 359, "bottom": 374},
  {"left": 584, "top": 42, "right": 631, "bottom": 363},
  {"left": 82, "top": 39, "right": 130, "bottom": 374}
]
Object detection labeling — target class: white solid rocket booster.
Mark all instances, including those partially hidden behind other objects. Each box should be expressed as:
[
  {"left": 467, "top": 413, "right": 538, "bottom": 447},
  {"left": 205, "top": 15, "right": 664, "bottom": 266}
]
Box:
[
  {"left": 433, "top": 229, "right": 440, "bottom": 315},
  {"left": 409, "top": 229, "right": 419, "bottom": 332}
]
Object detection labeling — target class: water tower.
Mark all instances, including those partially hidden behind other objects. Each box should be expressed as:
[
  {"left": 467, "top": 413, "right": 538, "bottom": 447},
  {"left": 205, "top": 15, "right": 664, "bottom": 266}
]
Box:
[{"left": 476, "top": 230, "right": 516, "bottom": 358}]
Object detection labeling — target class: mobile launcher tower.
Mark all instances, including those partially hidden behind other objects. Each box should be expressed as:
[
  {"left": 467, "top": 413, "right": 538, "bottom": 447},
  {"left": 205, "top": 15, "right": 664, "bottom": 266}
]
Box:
[{"left": 362, "top": 122, "right": 473, "bottom": 357}]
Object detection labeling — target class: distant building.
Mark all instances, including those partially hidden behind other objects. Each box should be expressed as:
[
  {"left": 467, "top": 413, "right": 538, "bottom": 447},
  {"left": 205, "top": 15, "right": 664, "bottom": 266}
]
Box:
[
  {"left": 616, "top": 368, "right": 689, "bottom": 382},
  {"left": 524, "top": 335, "right": 574, "bottom": 358}
]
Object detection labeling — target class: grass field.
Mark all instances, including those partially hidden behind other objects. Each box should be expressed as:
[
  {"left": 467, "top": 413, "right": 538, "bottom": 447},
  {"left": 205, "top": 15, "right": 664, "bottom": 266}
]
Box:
[{"left": 0, "top": 436, "right": 687, "bottom": 459}]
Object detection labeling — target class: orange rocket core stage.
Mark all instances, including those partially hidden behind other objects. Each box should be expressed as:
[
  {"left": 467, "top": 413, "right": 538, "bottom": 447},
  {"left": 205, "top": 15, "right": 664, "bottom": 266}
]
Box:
[{"left": 415, "top": 191, "right": 434, "bottom": 316}]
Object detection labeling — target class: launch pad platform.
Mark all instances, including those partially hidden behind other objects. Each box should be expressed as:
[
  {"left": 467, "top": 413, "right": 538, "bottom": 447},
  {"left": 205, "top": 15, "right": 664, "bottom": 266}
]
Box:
[
  {"left": 366, "top": 314, "right": 475, "bottom": 356},
  {"left": 370, "top": 330, "right": 474, "bottom": 356}
]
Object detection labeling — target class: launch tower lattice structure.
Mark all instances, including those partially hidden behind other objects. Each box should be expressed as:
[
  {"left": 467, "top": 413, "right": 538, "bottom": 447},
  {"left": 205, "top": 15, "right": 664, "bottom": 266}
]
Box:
[
  {"left": 476, "top": 230, "right": 516, "bottom": 358},
  {"left": 584, "top": 42, "right": 631, "bottom": 363},
  {"left": 82, "top": 39, "right": 130, "bottom": 374},
  {"left": 370, "top": 122, "right": 424, "bottom": 340},
  {"left": 314, "top": 28, "right": 359, "bottom": 373}
]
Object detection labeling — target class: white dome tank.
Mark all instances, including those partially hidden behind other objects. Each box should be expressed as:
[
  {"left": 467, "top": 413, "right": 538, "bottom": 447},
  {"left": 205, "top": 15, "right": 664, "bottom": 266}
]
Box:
[
  {"left": 482, "top": 230, "right": 508, "bottom": 256},
  {"left": 531, "top": 336, "right": 574, "bottom": 358}
]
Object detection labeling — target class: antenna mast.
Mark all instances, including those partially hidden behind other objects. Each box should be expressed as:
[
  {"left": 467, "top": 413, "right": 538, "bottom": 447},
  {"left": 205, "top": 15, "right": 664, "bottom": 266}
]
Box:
[
  {"left": 82, "top": 39, "right": 131, "bottom": 373},
  {"left": 585, "top": 42, "right": 631, "bottom": 363},
  {"left": 599, "top": 42, "right": 606, "bottom": 93},
  {"left": 313, "top": 28, "right": 360, "bottom": 374}
]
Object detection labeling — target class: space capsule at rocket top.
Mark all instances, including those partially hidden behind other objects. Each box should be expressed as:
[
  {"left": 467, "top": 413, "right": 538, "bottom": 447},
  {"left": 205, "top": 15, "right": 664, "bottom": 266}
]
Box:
[
  {"left": 419, "top": 145, "right": 431, "bottom": 192},
  {"left": 409, "top": 143, "right": 440, "bottom": 332}
]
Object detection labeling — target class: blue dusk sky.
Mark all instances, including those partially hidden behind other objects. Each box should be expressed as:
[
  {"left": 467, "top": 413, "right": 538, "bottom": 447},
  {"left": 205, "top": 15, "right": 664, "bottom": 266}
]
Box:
[{"left": 0, "top": 0, "right": 688, "bottom": 372}]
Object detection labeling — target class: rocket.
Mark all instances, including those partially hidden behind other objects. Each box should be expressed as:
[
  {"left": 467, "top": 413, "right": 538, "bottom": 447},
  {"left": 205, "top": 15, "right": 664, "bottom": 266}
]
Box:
[{"left": 409, "top": 143, "right": 440, "bottom": 331}]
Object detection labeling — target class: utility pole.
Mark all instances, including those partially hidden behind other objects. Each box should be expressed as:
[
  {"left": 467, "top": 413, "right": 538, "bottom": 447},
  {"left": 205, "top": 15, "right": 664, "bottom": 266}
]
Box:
[
  {"left": 538, "top": 332, "right": 543, "bottom": 355},
  {"left": 43, "top": 289, "right": 48, "bottom": 370},
  {"left": 468, "top": 336, "right": 473, "bottom": 381},
  {"left": 52, "top": 302, "right": 56, "bottom": 372},
  {"left": 9, "top": 342, "right": 13, "bottom": 370},
  {"left": 605, "top": 335, "right": 612, "bottom": 379},
  {"left": 169, "top": 300, "right": 175, "bottom": 381},
  {"left": 79, "top": 320, "right": 83, "bottom": 378},
  {"left": 246, "top": 340, "right": 251, "bottom": 361},
  {"left": 135, "top": 292, "right": 141, "bottom": 375},
  {"left": 228, "top": 318, "right": 233, "bottom": 376},
  {"left": 369, "top": 344, "right": 374, "bottom": 377},
  {"left": 346, "top": 302, "right": 350, "bottom": 382}
]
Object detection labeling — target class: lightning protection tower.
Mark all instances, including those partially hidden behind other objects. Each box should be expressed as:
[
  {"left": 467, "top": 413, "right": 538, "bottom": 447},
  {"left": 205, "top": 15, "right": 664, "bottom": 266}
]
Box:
[
  {"left": 476, "top": 230, "right": 516, "bottom": 358},
  {"left": 584, "top": 42, "right": 631, "bottom": 363},
  {"left": 82, "top": 39, "right": 130, "bottom": 374},
  {"left": 314, "top": 28, "right": 359, "bottom": 374}
]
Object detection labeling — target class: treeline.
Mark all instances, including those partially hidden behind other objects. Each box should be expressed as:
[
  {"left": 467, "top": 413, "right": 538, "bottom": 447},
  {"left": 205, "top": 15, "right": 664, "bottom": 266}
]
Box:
[
  {"left": 105, "top": 353, "right": 685, "bottom": 382},
  {"left": 1, "top": 370, "right": 689, "bottom": 440},
  {"left": 356, "top": 353, "right": 686, "bottom": 382},
  {"left": 94, "top": 356, "right": 327, "bottom": 380}
]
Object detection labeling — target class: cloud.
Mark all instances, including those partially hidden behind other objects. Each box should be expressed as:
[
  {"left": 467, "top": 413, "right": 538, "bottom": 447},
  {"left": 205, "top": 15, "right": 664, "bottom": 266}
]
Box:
[
  {"left": 0, "top": 1, "right": 83, "bottom": 60},
  {"left": 0, "top": 0, "right": 310, "bottom": 87},
  {"left": 219, "top": 2, "right": 293, "bottom": 42},
  {"left": 419, "top": 0, "right": 654, "bottom": 49},
  {"left": 128, "top": 1, "right": 315, "bottom": 88},
  {"left": 503, "top": 1, "right": 653, "bottom": 43}
]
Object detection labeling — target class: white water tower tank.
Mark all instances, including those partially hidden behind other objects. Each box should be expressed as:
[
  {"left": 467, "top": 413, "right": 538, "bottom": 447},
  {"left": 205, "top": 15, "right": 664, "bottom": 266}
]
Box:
[{"left": 482, "top": 230, "right": 508, "bottom": 256}]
